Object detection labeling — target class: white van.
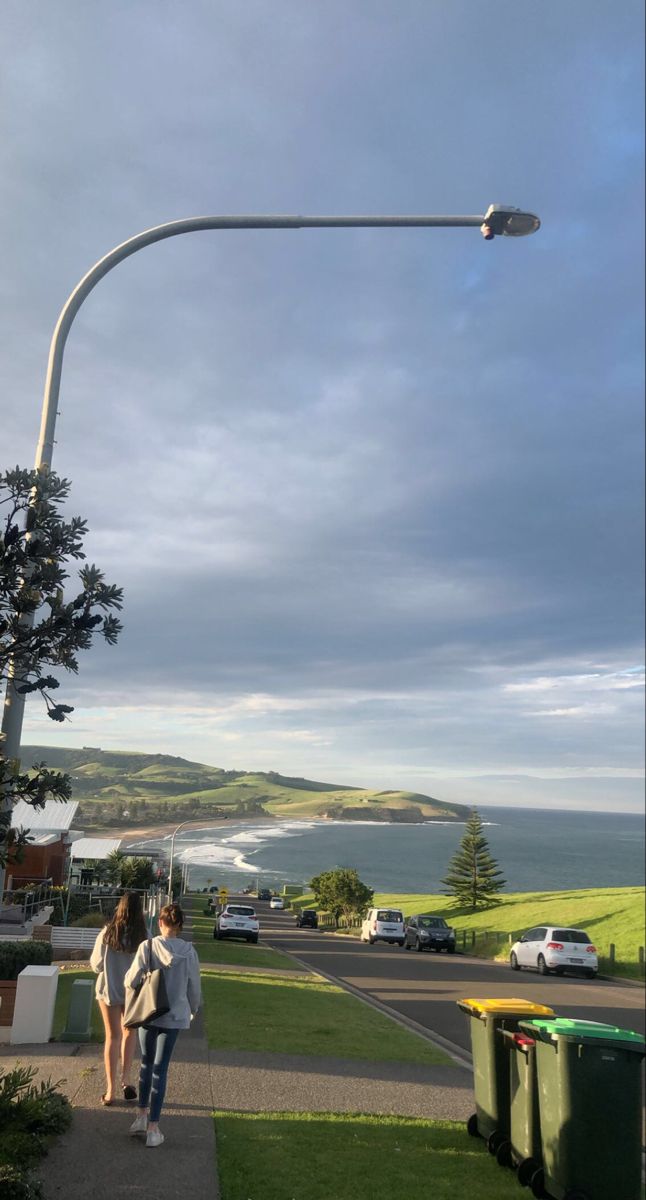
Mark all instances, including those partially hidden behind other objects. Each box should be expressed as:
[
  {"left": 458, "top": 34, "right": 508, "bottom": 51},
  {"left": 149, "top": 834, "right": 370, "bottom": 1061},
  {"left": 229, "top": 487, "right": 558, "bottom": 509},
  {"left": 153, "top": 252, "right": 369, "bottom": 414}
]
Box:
[{"left": 360, "top": 907, "right": 405, "bottom": 946}]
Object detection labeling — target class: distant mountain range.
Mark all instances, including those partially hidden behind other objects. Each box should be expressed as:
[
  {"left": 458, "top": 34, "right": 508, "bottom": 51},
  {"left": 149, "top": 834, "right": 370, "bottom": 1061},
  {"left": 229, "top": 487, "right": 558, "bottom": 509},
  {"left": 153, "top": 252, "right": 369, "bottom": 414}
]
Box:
[{"left": 22, "top": 745, "right": 469, "bottom": 824}]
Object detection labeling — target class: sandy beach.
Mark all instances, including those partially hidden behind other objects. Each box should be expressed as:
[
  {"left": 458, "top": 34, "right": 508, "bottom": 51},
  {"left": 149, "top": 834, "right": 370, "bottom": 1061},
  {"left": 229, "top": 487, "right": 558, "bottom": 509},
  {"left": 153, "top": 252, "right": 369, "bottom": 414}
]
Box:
[{"left": 104, "top": 814, "right": 279, "bottom": 844}]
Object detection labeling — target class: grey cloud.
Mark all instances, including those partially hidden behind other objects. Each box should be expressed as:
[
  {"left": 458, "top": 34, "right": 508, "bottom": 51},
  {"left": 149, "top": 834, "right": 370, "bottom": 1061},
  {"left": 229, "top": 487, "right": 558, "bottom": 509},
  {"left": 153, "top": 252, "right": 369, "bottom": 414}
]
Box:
[{"left": 2, "top": 0, "right": 644, "bottom": 811}]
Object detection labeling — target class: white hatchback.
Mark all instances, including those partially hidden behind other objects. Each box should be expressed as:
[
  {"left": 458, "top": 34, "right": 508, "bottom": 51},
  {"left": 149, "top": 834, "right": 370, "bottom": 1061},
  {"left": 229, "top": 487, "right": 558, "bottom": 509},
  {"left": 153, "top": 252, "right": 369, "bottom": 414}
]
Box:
[
  {"left": 269, "top": 896, "right": 284, "bottom": 910},
  {"left": 361, "top": 907, "right": 405, "bottom": 946},
  {"left": 510, "top": 925, "right": 598, "bottom": 978},
  {"left": 214, "top": 903, "right": 259, "bottom": 944}
]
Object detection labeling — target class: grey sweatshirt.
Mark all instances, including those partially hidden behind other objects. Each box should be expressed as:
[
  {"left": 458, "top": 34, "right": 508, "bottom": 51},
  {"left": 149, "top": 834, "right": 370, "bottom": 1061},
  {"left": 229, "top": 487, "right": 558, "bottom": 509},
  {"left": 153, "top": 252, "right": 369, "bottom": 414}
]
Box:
[
  {"left": 124, "top": 935, "right": 201, "bottom": 1030},
  {"left": 90, "top": 927, "right": 136, "bottom": 1006}
]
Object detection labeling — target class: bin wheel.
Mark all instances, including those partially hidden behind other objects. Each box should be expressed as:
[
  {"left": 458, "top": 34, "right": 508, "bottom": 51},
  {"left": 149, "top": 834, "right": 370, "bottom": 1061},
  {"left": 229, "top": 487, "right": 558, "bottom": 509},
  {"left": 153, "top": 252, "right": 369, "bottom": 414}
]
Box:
[
  {"left": 517, "top": 1157, "right": 539, "bottom": 1187},
  {"left": 466, "top": 1113, "right": 479, "bottom": 1138},
  {"left": 487, "top": 1130, "right": 504, "bottom": 1155},
  {"left": 530, "top": 1167, "right": 546, "bottom": 1198},
  {"left": 495, "top": 1140, "right": 513, "bottom": 1168},
  {"left": 537, "top": 954, "right": 550, "bottom": 975},
  {"left": 510, "top": 951, "right": 520, "bottom": 971}
]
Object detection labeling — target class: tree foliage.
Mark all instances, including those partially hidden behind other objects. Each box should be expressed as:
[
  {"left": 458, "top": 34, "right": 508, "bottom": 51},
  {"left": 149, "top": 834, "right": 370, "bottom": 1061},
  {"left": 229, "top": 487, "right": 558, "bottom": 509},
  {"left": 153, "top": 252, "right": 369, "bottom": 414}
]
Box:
[
  {"left": 0, "top": 467, "right": 123, "bottom": 867},
  {"left": 441, "top": 808, "right": 506, "bottom": 909},
  {"left": 309, "top": 867, "right": 374, "bottom": 926}
]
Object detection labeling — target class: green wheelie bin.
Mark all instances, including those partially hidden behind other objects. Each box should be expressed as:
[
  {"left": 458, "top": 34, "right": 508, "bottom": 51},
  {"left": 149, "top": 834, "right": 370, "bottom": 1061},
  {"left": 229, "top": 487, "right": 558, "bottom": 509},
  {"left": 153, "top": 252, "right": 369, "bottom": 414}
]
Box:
[
  {"left": 457, "top": 998, "right": 555, "bottom": 1155},
  {"left": 519, "top": 1018, "right": 646, "bottom": 1200},
  {"left": 497, "top": 1028, "right": 543, "bottom": 1185}
]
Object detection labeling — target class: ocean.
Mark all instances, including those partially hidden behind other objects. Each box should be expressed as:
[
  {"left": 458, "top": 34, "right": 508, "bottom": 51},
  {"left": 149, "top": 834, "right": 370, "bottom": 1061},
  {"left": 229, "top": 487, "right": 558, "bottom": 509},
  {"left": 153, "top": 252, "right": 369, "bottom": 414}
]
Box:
[{"left": 127, "top": 805, "right": 646, "bottom": 895}]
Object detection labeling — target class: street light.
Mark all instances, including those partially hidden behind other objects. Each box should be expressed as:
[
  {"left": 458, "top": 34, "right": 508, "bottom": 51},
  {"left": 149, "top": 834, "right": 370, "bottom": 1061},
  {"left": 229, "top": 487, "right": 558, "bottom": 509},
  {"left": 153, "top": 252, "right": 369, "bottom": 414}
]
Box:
[
  {"left": 166, "top": 819, "right": 199, "bottom": 903},
  {"left": 0, "top": 206, "right": 540, "bottom": 892}
]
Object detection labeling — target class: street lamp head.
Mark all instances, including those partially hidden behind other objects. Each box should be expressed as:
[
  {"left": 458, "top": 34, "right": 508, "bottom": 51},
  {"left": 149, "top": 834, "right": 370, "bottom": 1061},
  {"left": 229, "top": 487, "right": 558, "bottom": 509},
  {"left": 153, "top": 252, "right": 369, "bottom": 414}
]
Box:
[{"left": 482, "top": 205, "right": 541, "bottom": 239}]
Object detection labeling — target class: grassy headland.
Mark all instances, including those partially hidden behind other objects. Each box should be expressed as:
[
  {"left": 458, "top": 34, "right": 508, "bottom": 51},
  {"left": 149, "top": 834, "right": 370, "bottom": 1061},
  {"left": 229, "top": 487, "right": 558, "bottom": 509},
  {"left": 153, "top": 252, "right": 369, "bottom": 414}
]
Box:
[{"left": 22, "top": 744, "right": 469, "bottom": 827}]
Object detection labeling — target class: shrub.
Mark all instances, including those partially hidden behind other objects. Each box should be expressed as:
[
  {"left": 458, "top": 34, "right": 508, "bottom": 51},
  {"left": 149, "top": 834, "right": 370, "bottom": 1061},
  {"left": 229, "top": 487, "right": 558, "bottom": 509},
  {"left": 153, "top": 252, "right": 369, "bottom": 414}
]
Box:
[
  {"left": 0, "top": 1165, "right": 44, "bottom": 1200},
  {"left": 0, "top": 941, "right": 53, "bottom": 980},
  {"left": 0, "top": 1064, "right": 72, "bottom": 1172},
  {"left": 69, "top": 912, "right": 106, "bottom": 928}
]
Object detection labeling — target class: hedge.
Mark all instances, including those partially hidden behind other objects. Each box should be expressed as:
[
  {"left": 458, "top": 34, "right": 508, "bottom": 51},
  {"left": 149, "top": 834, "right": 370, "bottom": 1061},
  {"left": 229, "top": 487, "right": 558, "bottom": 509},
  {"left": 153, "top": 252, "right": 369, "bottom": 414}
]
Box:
[{"left": 0, "top": 941, "right": 53, "bottom": 981}]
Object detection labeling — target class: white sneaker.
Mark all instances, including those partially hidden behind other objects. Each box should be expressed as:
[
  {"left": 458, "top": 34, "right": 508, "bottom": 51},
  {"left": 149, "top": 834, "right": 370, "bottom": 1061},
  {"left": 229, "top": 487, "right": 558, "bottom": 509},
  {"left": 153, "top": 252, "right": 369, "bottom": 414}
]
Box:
[
  {"left": 146, "top": 1128, "right": 164, "bottom": 1148},
  {"left": 129, "top": 1115, "right": 148, "bottom": 1135}
]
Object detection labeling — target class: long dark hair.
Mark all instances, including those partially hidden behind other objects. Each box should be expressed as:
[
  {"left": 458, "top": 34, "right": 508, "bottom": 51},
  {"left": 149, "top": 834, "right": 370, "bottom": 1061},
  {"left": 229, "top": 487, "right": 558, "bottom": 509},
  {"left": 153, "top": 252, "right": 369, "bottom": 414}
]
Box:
[{"left": 104, "top": 890, "right": 147, "bottom": 952}]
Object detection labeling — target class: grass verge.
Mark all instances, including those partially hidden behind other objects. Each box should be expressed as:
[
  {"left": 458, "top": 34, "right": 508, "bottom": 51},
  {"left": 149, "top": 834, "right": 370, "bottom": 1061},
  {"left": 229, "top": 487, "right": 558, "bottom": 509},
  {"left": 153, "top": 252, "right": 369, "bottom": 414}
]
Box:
[
  {"left": 52, "top": 969, "right": 103, "bottom": 1041},
  {"left": 201, "top": 970, "right": 449, "bottom": 1064},
  {"left": 189, "top": 905, "right": 303, "bottom": 971},
  {"left": 213, "top": 1112, "right": 521, "bottom": 1200},
  {"left": 194, "top": 937, "right": 302, "bottom": 970}
]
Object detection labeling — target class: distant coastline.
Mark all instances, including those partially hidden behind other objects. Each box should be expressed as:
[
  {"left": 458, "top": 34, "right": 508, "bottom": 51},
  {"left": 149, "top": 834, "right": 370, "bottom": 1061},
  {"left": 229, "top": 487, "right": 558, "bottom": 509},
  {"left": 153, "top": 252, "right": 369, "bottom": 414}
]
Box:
[{"left": 111, "top": 809, "right": 464, "bottom": 844}]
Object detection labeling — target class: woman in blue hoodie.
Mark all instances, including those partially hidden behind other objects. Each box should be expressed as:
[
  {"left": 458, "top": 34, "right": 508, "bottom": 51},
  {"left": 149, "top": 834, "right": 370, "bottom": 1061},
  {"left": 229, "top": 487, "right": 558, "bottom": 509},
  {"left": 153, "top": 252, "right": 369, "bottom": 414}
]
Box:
[{"left": 124, "top": 901, "right": 201, "bottom": 1148}]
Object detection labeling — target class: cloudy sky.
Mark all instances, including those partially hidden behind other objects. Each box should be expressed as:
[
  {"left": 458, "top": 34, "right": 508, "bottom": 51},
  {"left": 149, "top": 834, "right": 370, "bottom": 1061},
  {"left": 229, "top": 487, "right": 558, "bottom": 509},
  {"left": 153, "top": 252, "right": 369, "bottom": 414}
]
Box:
[{"left": 1, "top": 2, "right": 643, "bottom": 812}]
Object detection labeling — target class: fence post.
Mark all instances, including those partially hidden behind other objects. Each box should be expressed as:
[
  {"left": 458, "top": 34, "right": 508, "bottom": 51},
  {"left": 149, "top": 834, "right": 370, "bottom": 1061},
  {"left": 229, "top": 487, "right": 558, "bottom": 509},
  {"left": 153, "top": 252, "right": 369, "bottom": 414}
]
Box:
[
  {"left": 608, "top": 943, "right": 615, "bottom": 965},
  {"left": 471, "top": 930, "right": 476, "bottom": 948},
  {"left": 639, "top": 947, "right": 644, "bottom": 970},
  {"left": 508, "top": 933, "right": 514, "bottom": 945},
  {"left": 462, "top": 930, "right": 466, "bottom": 950}
]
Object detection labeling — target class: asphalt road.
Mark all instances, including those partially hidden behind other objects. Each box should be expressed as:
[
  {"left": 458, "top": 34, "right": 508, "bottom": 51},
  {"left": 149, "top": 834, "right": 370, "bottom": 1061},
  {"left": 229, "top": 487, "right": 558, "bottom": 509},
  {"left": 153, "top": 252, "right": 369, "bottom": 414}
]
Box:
[{"left": 256, "top": 902, "right": 645, "bottom": 1056}]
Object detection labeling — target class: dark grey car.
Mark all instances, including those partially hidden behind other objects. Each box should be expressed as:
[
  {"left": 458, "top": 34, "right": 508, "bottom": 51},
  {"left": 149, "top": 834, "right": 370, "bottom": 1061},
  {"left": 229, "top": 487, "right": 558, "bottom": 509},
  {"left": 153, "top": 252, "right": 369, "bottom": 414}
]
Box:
[{"left": 404, "top": 914, "right": 456, "bottom": 953}]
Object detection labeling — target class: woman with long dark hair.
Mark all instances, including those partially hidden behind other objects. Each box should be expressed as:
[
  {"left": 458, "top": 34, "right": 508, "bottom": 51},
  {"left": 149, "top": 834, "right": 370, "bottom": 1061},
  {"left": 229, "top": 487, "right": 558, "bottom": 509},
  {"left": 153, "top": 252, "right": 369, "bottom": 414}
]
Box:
[{"left": 90, "top": 890, "right": 148, "bottom": 1105}]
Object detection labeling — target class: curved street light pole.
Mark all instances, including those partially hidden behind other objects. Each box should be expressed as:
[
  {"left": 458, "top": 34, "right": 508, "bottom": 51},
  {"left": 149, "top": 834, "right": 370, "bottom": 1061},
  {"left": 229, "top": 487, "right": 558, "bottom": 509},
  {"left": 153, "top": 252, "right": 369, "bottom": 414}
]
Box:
[
  {"left": 167, "top": 819, "right": 197, "bottom": 904},
  {"left": 0, "top": 205, "right": 540, "bottom": 893}
]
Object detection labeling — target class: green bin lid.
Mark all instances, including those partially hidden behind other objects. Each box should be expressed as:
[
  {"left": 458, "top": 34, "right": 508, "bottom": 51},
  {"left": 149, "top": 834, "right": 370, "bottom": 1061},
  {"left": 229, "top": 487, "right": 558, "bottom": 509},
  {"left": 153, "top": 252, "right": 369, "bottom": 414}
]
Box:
[{"left": 520, "top": 1018, "right": 646, "bottom": 1050}]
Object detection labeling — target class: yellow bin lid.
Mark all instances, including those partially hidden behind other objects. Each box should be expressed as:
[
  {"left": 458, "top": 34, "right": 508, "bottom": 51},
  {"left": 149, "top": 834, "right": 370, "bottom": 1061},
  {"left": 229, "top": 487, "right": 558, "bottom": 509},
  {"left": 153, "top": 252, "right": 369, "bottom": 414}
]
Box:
[{"left": 458, "top": 998, "right": 555, "bottom": 1018}]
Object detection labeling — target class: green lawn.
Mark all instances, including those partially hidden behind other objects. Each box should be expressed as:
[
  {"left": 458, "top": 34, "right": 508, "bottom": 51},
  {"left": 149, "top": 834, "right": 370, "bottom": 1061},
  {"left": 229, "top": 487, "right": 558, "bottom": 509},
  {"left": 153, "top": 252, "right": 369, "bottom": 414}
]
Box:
[
  {"left": 194, "top": 937, "right": 302, "bottom": 971},
  {"left": 52, "top": 969, "right": 103, "bottom": 1041},
  {"left": 213, "top": 1112, "right": 521, "bottom": 1200},
  {"left": 201, "top": 970, "right": 449, "bottom": 1065}
]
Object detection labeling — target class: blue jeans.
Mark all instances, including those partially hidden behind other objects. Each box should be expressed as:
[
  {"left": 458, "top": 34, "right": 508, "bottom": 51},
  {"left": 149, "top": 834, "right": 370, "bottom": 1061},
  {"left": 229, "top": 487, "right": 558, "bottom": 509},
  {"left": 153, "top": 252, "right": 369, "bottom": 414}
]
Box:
[{"left": 138, "top": 1026, "right": 180, "bottom": 1122}]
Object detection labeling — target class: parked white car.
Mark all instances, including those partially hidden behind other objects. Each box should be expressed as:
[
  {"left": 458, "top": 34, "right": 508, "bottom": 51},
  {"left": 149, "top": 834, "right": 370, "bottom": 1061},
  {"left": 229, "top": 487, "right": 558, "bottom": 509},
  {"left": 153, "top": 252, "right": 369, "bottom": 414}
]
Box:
[
  {"left": 361, "top": 907, "right": 405, "bottom": 946},
  {"left": 510, "top": 925, "right": 598, "bottom": 978},
  {"left": 269, "top": 896, "right": 285, "bottom": 910},
  {"left": 214, "top": 903, "right": 259, "bottom": 943}
]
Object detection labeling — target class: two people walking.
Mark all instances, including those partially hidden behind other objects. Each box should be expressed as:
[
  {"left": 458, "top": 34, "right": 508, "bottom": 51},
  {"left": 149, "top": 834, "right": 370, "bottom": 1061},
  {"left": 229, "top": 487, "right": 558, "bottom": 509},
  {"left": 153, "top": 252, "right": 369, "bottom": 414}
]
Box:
[{"left": 91, "top": 895, "right": 201, "bottom": 1147}]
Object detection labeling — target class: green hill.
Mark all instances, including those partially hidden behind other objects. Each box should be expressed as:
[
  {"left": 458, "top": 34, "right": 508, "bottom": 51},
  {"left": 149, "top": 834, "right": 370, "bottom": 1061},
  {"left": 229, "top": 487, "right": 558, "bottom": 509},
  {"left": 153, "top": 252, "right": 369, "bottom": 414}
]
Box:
[{"left": 21, "top": 745, "right": 469, "bottom": 827}]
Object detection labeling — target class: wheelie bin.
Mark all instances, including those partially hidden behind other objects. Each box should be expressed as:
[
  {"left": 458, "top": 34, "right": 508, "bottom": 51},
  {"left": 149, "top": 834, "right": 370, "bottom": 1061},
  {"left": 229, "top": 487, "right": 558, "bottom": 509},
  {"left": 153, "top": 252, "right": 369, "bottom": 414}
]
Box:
[
  {"left": 519, "top": 1017, "right": 646, "bottom": 1200},
  {"left": 457, "top": 998, "right": 555, "bottom": 1155},
  {"left": 497, "top": 1028, "right": 543, "bottom": 1185}
]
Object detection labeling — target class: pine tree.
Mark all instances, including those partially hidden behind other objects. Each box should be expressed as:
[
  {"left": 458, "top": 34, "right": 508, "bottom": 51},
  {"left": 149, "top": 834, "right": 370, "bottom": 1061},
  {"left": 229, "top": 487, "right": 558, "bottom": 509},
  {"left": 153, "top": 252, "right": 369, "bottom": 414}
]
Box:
[
  {"left": 441, "top": 808, "right": 506, "bottom": 909},
  {"left": 1, "top": 467, "right": 123, "bottom": 867}
]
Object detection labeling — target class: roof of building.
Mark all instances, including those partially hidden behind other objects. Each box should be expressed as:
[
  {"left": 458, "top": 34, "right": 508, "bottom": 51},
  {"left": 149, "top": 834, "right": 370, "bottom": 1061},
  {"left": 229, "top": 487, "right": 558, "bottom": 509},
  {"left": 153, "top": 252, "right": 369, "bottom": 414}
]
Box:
[
  {"left": 26, "top": 832, "right": 60, "bottom": 847},
  {"left": 69, "top": 837, "right": 122, "bottom": 861},
  {"left": 10, "top": 798, "right": 79, "bottom": 832}
]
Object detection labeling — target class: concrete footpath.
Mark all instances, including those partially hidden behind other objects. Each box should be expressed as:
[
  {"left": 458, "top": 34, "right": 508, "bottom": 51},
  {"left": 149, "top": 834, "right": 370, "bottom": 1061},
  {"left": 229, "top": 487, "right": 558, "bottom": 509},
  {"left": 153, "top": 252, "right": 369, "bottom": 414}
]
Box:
[{"left": 1, "top": 1011, "right": 218, "bottom": 1200}]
